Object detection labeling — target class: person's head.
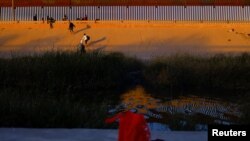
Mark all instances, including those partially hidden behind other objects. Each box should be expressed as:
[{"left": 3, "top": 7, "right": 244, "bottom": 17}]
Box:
[{"left": 84, "top": 33, "right": 86, "bottom": 35}]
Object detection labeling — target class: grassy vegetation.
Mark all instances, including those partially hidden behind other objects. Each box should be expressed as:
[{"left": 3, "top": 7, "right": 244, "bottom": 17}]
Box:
[
  {"left": 0, "top": 51, "right": 142, "bottom": 128},
  {"left": 0, "top": 51, "right": 250, "bottom": 128},
  {"left": 144, "top": 53, "right": 250, "bottom": 91},
  {"left": 0, "top": 51, "right": 143, "bottom": 93},
  {"left": 0, "top": 90, "right": 113, "bottom": 128}
]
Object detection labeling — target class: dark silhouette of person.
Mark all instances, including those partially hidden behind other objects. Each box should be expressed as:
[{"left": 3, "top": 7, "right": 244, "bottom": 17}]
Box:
[
  {"left": 84, "top": 15, "right": 88, "bottom": 20},
  {"left": 46, "top": 15, "right": 50, "bottom": 23},
  {"left": 49, "top": 17, "right": 55, "bottom": 29},
  {"left": 63, "top": 14, "right": 68, "bottom": 21},
  {"left": 68, "top": 21, "right": 75, "bottom": 32},
  {"left": 33, "top": 14, "right": 37, "bottom": 21},
  {"left": 78, "top": 39, "right": 86, "bottom": 54},
  {"left": 82, "top": 15, "right": 88, "bottom": 21}
]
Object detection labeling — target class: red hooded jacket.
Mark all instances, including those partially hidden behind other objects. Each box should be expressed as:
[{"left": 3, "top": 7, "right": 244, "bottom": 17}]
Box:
[{"left": 105, "top": 111, "right": 151, "bottom": 141}]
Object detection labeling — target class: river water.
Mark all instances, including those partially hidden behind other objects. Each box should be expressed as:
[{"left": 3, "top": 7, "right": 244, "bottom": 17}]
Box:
[{"left": 108, "top": 86, "right": 241, "bottom": 131}]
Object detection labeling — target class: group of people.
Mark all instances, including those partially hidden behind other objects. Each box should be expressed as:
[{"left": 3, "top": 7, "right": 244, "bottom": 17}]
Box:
[
  {"left": 32, "top": 14, "right": 88, "bottom": 30},
  {"left": 32, "top": 14, "right": 88, "bottom": 21},
  {"left": 67, "top": 21, "right": 90, "bottom": 54},
  {"left": 66, "top": 20, "right": 90, "bottom": 54},
  {"left": 76, "top": 15, "right": 88, "bottom": 21},
  {"left": 35, "top": 14, "right": 89, "bottom": 54}
]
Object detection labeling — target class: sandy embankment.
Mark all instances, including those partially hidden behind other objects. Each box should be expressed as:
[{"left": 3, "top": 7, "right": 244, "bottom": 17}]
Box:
[{"left": 1, "top": 21, "right": 250, "bottom": 59}]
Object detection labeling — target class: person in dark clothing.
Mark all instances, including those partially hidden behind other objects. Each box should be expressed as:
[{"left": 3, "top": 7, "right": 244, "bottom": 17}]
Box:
[
  {"left": 33, "top": 14, "right": 37, "bottom": 21},
  {"left": 63, "top": 14, "right": 68, "bottom": 21},
  {"left": 46, "top": 15, "right": 50, "bottom": 23},
  {"left": 68, "top": 21, "right": 75, "bottom": 32},
  {"left": 78, "top": 39, "right": 86, "bottom": 54},
  {"left": 42, "top": 17, "right": 45, "bottom": 23},
  {"left": 84, "top": 15, "right": 88, "bottom": 20},
  {"left": 49, "top": 17, "right": 55, "bottom": 29}
]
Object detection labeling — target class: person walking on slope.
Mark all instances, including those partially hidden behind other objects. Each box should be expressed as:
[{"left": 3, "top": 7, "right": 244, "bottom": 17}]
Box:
[
  {"left": 68, "top": 20, "right": 75, "bottom": 32},
  {"left": 82, "top": 33, "right": 90, "bottom": 45},
  {"left": 78, "top": 38, "right": 86, "bottom": 54},
  {"left": 48, "top": 17, "right": 55, "bottom": 29}
]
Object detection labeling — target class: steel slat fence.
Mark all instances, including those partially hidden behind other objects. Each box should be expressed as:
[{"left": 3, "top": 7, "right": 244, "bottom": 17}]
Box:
[
  {"left": 1, "top": 6, "right": 250, "bottom": 22},
  {"left": 2, "top": 0, "right": 250, "bottom": 7}
]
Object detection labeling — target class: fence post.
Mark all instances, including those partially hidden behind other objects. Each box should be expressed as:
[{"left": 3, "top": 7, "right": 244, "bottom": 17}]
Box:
[{"left": 12, "top": 0, "right": 15, "bottom": 21}]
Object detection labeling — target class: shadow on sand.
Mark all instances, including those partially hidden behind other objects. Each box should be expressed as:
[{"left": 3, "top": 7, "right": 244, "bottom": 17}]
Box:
[
  {"left": 88, "top": 37, "right": 106, "bottom": 46},
  {"left": 74, "top": 25, "right": 91, "bottom": 34}
]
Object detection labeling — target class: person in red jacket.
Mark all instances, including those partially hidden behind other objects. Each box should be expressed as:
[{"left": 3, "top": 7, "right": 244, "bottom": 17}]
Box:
[{"left": 105, "top": 110, "right": 151, "bottom": 141}]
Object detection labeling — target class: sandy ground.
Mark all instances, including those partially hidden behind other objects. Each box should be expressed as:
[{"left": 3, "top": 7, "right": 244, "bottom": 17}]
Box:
[
  {"left": 1, "top": 21, "right": 250, "bottom": 59},
  {"left": 0, "top": 128, "right": 207, "bottom": 141}
]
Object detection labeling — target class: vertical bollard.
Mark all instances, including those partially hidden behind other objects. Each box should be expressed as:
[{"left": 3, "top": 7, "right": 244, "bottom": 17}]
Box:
[
  {"left": 0, "top": 6, "right": 1, "bottom": 21},
  {"left": 12, "top": 0, "right": 15, "bottom": 21}
]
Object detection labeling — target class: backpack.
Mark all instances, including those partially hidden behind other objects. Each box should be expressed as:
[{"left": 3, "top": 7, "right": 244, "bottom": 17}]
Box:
[{"left": 87, "top": 35, "right": 90, "bottom": 41}]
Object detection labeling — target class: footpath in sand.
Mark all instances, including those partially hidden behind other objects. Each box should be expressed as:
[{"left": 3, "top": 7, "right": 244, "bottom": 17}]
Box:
[{"left": 1, "top": 21, "right": 250, "bottom": 59}]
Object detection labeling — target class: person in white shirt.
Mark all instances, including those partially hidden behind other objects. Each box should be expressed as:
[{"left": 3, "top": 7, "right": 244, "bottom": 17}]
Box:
[{"left": 82, "top": 33, "right": 90, "bottom": 45}]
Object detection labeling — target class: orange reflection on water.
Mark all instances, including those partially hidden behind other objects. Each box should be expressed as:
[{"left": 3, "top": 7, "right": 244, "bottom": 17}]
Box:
[
  {"left": 121, "top": 85, "right": 160, "bottom": 114},
  {"left": 121, "top": 86, "right": 240, "bottom": 122}
]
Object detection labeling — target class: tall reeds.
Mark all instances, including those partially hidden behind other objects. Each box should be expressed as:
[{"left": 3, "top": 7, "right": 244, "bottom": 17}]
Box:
[{"left": 0, "top": 52, "right": 249, "bottom": 128}]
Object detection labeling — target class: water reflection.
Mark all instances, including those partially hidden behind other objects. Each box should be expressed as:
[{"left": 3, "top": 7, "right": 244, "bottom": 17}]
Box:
[
  {"left": 157, "top": 96, "right": 240, "bottom": 122},
  {"left": 111, "top": 85, "right": 241, "bottom": 127}
]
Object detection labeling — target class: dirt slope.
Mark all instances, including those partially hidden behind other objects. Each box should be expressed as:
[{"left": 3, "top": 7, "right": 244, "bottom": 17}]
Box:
[{"left": 1, "top": 21, "right": 250, "bottom": 59}]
